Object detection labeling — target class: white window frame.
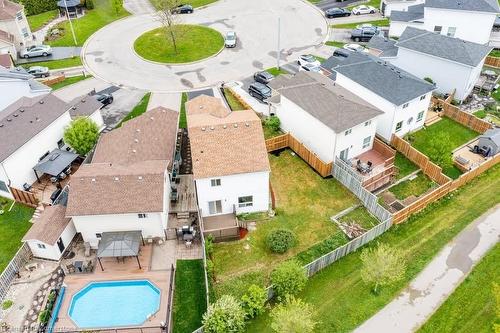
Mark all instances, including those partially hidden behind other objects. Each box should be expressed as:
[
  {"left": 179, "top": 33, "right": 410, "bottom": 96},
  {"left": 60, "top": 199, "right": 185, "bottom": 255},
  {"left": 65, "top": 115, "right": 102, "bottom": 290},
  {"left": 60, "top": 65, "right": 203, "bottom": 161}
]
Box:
[
  {"left": 402, "top": 103, "right": 409, "bottom": 109},
  {"left": 238, "top": 196, "right": 253, "bottom": 208},
  {"left": 362, "top": 136, "right": 371, "bottom": 149},
  {"left": 208, "top": 200, "right": 222, "bottom": 215},
  {"left": 434, "top": 25, "right": 442, "bottom": 34},
  {"left": 395, "top": 121, "right": 403, "bottom": 132},
  {"left": 447, "top": 27, "right": 456, "bottom": 37},
  {"left": 420, "top": 95, "right": 426, "bottom": 101},
  {"left": 344, "top": 128, "right": 352, "bottom": 136},
  {"left": 37, "top": 243, "right": 46, "bottom": 249},
  {"left": 210, "top": 179, "right": 221, "bottom": 187},
  {"left": 138, "top": 213, "right": 148, "bottom": 219},
  {"left": 21, "top": 27, "right": 29, "bottom": 38},
  {"left": 16, "top": 12, "right": 23, "bottom": 21},
  {"left": 364, "top": 120, "right": 371, "bottom": 127},
  {"left": 417, "top": 111, "right": 425, "bottom": 122}
]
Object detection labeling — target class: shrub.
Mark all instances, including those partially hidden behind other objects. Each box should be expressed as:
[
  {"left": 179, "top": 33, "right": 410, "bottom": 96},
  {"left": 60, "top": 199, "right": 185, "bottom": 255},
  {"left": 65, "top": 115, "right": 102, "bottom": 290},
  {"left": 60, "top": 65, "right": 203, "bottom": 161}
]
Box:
[
  {"left": 63, "top": 117, "right": 99, "bottom": 156},
  {"left": 205, "top": 234, "right": 214, "bottom": 258},
  {"left": 264, "top": 116, "right": 280, "bottom": 132},
  {"left": 270, "top": 260, "right": 307, "bottom": 301},
  {"left": 206, "top": 258, "right": 215, "bottom": 282},
  {"left": 85, "top": 0, "right": 95, "bottom": 9},
  {"left": 202, "top": 295, "right": 246, "bottom": 333},
  {"left": 1, "top": 300, "right": 13, "bottom": 310},
  {"left": 16, "top": 0, "right": 58, "bottom": 16},
  {"left": 270, "top": 296, "right": 317, "bottom": 333},
  {"left": 38, "top": 309, "right": 50, "bottom": 324},
  {"left": 266, "top": 229, "right": 296, "bottom": 254},
  {"left": 241, "top": 284, "right": 267, "bottom": 319}
]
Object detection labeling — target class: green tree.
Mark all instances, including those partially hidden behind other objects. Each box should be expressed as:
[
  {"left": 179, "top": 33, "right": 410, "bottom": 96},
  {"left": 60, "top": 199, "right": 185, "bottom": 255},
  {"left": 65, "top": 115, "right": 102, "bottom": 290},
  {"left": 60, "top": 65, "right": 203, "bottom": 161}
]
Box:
[
  {"left": 112, "top": 0, "right": 123, "bottom": 15},
  {"left": 266, "top": 229, "right": 296, "bottom": 254},
  {"left": 270, "top": 296, "right": 317, "bottom": 333},
  {"left": 63, "top": 117, "right": 99, "bottom": 155},
  {"left": 241, "top": 284, "right": 267, "bottom": 319},
  {"left": 265, "top": 115, "right": 280, "bottom": 132},
  {"left": 202, "top": 295, "right": 246, "bottom": 333},
  {"left": 360, "top": 243, "right": 406, "bottom": 294},
  {"left": 426, "top": 132, "right": 453, "bottom": 168},
  {"left": 270, "top": 260, "right": 308, "bottom": 301}
]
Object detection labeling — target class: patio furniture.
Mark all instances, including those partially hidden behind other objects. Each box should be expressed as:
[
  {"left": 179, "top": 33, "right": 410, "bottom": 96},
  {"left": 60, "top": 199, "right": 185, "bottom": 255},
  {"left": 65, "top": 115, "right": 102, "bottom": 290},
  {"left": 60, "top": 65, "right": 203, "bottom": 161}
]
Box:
[
  {"left": 183, "top": 233, "right": 194, "bottom": 242},
  {"left": 84, "top": 242, "right": 91, "bottom": 257},
  {"left": 66, "top": 264, "right": 76, "bottom": 273},
  {"left": 23, "top": 183, "right": 32, "bottom": 192},
  {"left": 84, "top": 260, "right": 94, "bottom": 272},
  {"left": 96, "top": 231, "right": 144, "bottom": 271},
  {"left": 74, "top": 260, "right": 83, "bottom": 273},
  {"left": 185, "top": 240, "right": 192, "bottom": 248}
]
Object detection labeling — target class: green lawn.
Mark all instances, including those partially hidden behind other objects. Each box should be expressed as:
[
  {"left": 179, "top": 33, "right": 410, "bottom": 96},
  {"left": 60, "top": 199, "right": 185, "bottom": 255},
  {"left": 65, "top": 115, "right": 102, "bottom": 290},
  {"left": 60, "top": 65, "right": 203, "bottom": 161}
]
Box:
[
  {"left": 265, "top": 67, "right": 288, "bottom": 76},
  {"left": 212, "top": 150, "right": 357, "bottom": 299},
  {"left": 179, "top": 92, "right": 188, "bottom": 129},
  {"left": 134, "top": 25, "right": 223, "bottom": 64},
  {"left": 0, "top": 201, "right": 34, "bottom": 272},
  {"left": 394, "top": 152, "right": 419, "bottom": 180},
  {"left": 474, "top": 109, "right": 487, "bottom": 119},
  {"left": 117, "top": 92, "right": 151, "bottom": 127},
  {"left": 247, "top": 164, "right": 500, "bottom": 332},
  {"left": 410, "top": 117, "right": 479, "bottom": 179},
  {"left": 262, "top": 120, "right": 284, "bottom": 139},
  {"left": 48, "top": 0, "right": 129, "bottom": 46},
  {"left": 331, "top": 19, "right": 389, "bottom": 29},
  {"left": 172, "top": 260, "right": 207, "bottom": 333},
  {"left": 489, "top": 49, "right": 500, "bottom": 58},
  {"left": 27, "top": 10, "right": 58, "bottom": 32},
  {"left": 348, "top": 0, "right": 381, "bottom": 10},
  {"left": 50, "top": 75, "right": 92, "bottom": 90},
  {"left": 419, "top": 243, "right": 500, "bottom": 333},
  {"left": 223, "top": 88, "right": 246, "bottom": 111},
  {"left": 21, "top": 57, "right": 82, "bottom": 70},
  {"left": 325, "top": 41, "right": 346, "bottom": 48},
  {"left": 389, "top": 173, "right": 436, "bottom": 200},
  {"left": 337, "top": 206, "right": 378, "bottom": 230}
]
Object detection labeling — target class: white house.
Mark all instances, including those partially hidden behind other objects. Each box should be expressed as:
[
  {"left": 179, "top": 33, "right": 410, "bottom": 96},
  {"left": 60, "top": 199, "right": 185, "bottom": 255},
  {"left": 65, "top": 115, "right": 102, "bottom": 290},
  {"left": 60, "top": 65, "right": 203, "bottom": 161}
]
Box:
[
  {"left": 321, "top": 51, "right": 436, "bottom": 142},
  {"left": 268, "top": 71, "right": 383, "bottom": 163},
  {"left": 382, "top": 27, "right": 492, "bottom": 101},
  {"left": 186, "top": 95, "right": 270, "bottom": 218},
  {"left": 389, "top": 0, "right": 499, "bottom": 44},
  {"left": 65, "top": 107, "right": 179, "bottom": 248},
  {"left": 0, "top": 0, "right": 33, "bottom": 51},
  {"left": 380, "top": 0, "right": 425, "bottom": 17},
  {"left": 0, "top": 30, "right": 15, "bottom": 60},
  {"left": 0, "top": 66, "right": 51, "bottom": 110}
]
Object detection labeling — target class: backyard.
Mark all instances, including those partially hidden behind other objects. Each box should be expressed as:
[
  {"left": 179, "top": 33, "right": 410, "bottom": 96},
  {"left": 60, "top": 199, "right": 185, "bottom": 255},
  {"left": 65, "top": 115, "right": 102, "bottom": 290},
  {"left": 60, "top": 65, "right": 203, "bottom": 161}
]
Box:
[
  {"left": 387, "top": 173, "right": 436, "bottom": 201},
  {"left": 394, "top": 152, "right": 419, "bottom": 180},
  {"left": 246, "top": 164, "right": 500, "bottom": 332},
  {"left": 211, "top": 150, "right": 357, "bottom": 299}
]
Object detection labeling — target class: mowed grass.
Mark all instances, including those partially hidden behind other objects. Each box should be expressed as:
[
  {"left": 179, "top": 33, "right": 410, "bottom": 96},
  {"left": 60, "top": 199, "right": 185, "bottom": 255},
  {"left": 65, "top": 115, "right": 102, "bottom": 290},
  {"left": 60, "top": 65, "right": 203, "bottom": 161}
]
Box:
[
  {"left": 172, "top": 260, "right": 207, "bottom": 333},
  {"left": 48, "top": 0, "right": 129, "bottom": 46},
  {"left": 117, "top": 92, "right": 151, "bottom": 127},
  {"left": 134, "top": 25, "right": 223, "bottom": 64},
  {"left": 212, "top": 150, "right": 357, "bottom": 298},
  {"left": 325, "top": 40, "right": 346, "bottom": 48},
  {"left": 247, "top": 164, "right": 500, "bottom": 332},
  {"left": 50, "top": 75, "right": 92, "bottom": 90},
  {"left": 389, "top": 173, "right": 436, "bottom": 200},
  {"left": 179, "top": 92, "right": 188, "bottom": 129},
  {"left": 0, "top": 202, "right": 34, "bottom": 272},
  {"left": 223, "top": 88, "right": 246, "bottom": 111},
  {"left": 394, "top": 152, "right": 419, "bottom": 180},
  {"left": 418, "top": 243, "right": 500, "bottom": 333},
  {"left": 265, "top": 67, "right": 288, "bottom": 76},
  {"left": 337, "top": 206, "right": 378, "bottom": 230},
  {"left": 331, "top": 19, "right": 389, "bottom": 29},
  {"left": 21, "top": 57, "right": 82, "bottom": 70},
  {"left": 27, "top": 10, "right": 58, "bottom": 32}
]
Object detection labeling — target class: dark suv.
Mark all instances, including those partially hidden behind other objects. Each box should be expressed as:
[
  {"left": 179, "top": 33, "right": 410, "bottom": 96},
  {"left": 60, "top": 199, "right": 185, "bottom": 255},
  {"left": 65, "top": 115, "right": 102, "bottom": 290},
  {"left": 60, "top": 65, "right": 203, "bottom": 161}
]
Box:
[
  {"left": 248, "top": 82, "right": 271, "bottom": 101},
  {"left": 173, "top": 4, "right": 193, "bottom": 14},
  {"left": 253, "top": 71, "right": 275, "bottom": 84},
  {"left": 350, "top": 27, "right": 380, "bottom": 42},
  {"left": 325, "top": 8, "right": 351, "bottom": 18}
]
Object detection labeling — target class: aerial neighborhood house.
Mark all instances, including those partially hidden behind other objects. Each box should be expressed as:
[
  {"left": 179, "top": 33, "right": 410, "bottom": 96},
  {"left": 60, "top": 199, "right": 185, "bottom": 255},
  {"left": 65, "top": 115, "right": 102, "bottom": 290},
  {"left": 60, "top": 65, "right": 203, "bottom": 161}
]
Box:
[
  {"left": 66, "top": 107, "right": 179, "bottom": 248},
  {"left": 380, "top": 0, "right": 424, "bottom": 17},
  {"left": 186, "top": 95, "right": 270, "bottom": 220},
  {"left": 381, "top": 27, "right": 492, "bottom": 101},
  {"left": 389, "top": 0, "right": 499, "bottom": 44},
  {"left": 321, "top": 51, "right": 436, "bottom": 142},
  {"left": 0, "top": 93, "right": 104, "bottom": 200},
  {"left": 0, "top": 66, "right": 51, "bottom": 110},
  {"left": 0, "top": 0, "right": 32, "bottom": 55},
  {"left": 0, "top": 30, "right": 15, "bottom": 60}
]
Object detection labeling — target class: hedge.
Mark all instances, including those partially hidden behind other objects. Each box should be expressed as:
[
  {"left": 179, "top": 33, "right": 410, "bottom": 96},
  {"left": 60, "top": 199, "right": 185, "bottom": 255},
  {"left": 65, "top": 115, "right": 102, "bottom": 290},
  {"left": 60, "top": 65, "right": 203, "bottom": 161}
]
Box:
[{"left": 14, "top": 0, "right": 58, "bottom": 16}]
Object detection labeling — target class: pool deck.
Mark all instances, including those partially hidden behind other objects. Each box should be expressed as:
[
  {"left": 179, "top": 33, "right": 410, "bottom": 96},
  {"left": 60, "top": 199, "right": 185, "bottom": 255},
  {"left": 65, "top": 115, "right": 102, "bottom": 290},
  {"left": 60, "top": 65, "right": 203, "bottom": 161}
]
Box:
[{"left": 54, "top": 244, "right": 172, "bottom": 331}]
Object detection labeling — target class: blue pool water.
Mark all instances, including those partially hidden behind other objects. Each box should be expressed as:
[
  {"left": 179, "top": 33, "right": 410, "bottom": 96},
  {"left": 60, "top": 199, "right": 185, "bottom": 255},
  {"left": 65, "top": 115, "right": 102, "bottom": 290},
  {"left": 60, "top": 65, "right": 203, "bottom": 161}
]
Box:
[{"left": 68, "top": 280, "right": 160, "bottom": 328}]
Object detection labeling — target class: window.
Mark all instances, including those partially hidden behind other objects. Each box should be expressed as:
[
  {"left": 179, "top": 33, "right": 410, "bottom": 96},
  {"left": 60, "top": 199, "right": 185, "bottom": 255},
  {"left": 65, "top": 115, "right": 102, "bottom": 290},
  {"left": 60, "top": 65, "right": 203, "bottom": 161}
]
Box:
[
  {"left": 420, "top": 95, "right": 426, "bottom": 101},
  {"left": 208, "top": 200, "right": 222, "bottom": 215},
  {"left": 57, "top": 139, "right": 64, "bottom": 149},
  {"left": 21, "top": 27, "right": 29, "bottom": 38},
  {"left": 95, "top": 233, "right": 102, "bottom": 239},
  {"left": 434, "top": 26, "right": 442, "bottom": 34},
  {"left": 447, "top": 27, "right": 456, "bottom": 37},
  {"left": 417, "top": 111, "right": 425, "bottom": 122},
  {"left": 364, "top": 120, "right": 371, "bottom": 127},
  {"left": 362, "top": 136, "right": 371, "bottom": 149},
  {"left": 0, "top": 180, "right": 8, "bottom": 193},
  {"left": 395, "top": 121, "right": 403, "bottom": 132},
  {"left": 37, "top": 243, "right": 46, "bottom": 249},
  {"left": 138, "top": 213, "right": 148, "bottom": 219},
  {"left": 16, "top": 12, "right": 23, "bottom": 20},
  {"left": 407, "top": 117, "right": 414, "bottom": 125},
  {"left": 402, "top": 103, "right": 409, "bottom": 109},
  {"left": 238, "top": 196, "right": 253, "bottom": 208},
  {"left": 210, "top": 179, "right": 221, "bottom": 187},
  {"left": 344, "top": 129, "right": 352, "bottom": 136}
]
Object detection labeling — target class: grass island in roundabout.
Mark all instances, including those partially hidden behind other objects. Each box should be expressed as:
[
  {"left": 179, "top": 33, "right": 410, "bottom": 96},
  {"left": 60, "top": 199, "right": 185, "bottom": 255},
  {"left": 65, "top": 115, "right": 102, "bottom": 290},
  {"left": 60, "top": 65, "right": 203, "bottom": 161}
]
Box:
[{"left": 133, "top": 24, "right": 224, "bottom": 64}]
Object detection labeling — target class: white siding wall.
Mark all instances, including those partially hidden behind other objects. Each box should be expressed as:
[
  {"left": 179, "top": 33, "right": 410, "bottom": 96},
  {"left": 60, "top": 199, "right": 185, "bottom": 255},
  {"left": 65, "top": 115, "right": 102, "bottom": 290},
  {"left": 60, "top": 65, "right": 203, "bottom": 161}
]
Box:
[
  {"left": 0, "top": 79, "right": 49, "bottom": 110},
  {"left": 382, "top": 0, "right": 425, "bottom": 17},
  {"left": 88, "top": 109, "right": 105, "bottom": 130},
  {"left": 334, "top": 119, "right": 378, "bottom": 160},
  {"left": 0, "top": 41, "right": 16, "bottom": 60},
  {"left": 1, "top": 112, "right": 72, "bottom": 189},
  {"left": 0, "top": 165, "right": 13, "bottom": 199},
  {"left": 196, "top": 171, "right": 270, "bottom": 217},
  {"left": 26, "top": 221, "right": 76, "bottom": 261},
  {"left": 389, "top": 21, "right": 424, "bottom": 38},
  {"left": 0, "top": 13, "right": 32, "bottom": 49}
]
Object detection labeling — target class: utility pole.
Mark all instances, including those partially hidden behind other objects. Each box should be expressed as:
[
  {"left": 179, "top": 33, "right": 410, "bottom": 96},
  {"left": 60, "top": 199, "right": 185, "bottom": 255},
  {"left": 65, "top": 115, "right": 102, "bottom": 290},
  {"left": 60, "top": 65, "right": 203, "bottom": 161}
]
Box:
[
  {"left": 64, "top": 0, "right": 78, "bottom": 46},
  {"left": 277, "top": 17, "right": 281, "bottom": 70}
]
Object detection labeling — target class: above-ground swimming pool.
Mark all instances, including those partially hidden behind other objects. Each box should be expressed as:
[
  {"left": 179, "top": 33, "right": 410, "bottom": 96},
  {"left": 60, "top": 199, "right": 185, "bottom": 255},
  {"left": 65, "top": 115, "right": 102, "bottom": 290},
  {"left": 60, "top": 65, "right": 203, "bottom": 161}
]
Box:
[{"left": 68, "top": 280, "right": 161, "bottom": 328}]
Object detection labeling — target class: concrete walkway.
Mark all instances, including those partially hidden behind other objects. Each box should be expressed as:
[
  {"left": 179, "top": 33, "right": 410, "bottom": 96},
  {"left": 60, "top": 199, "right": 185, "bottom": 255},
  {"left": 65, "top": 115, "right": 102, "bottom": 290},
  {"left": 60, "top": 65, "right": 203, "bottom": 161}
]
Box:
[
  {"left": 147, "top": 92, "right": 181, "bottom": 111},
  {"left": 32, "top": 15, "right": 66, "bottom": 42},
  {"left": 355, "top": 205, "right": 500, "bottom": 333}
]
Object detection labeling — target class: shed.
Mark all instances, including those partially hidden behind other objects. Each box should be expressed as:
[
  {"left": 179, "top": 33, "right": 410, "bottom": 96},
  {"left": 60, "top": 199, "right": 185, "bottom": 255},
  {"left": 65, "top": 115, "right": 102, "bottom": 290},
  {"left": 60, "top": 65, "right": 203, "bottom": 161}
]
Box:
[{"left": 478, "top": 128, "right": 500, "bottom": 156}]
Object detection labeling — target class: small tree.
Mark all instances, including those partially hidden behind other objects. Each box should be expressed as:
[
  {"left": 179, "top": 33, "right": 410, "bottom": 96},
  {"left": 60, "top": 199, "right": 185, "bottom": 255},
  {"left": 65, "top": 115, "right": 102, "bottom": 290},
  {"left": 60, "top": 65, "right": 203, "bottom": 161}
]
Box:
[
  {"left": 112, "top": 0, "right": 123, "bottom": 15},
  {"left": 241, "top": 284, "right": 267, "bottom": 319},
  {"left": 266, "top": 229, "right": 296, "bottom": 254},
  {"left": 360, "top": 243, "right": 406, "bottom": 294},
  {"left": 153, "top": 0, "right": 183, "bottom": 54},
  {"left": 202, "top": 295, "right": 246, "bottom": 333},
  {"left": 265, "top": 116, "right": 280, "bottom": 133},
  {"left": 426, "top": 132, "right": 453, "bottom": 169},
  {"left": 63, "top": 117, "right": 99, "bottom": 156},
  {"left": 270, "top": 260, "right": 308, "bottom": 301},
  {"left": 270, "top": 296, "right": 317, "bottom": 333}
]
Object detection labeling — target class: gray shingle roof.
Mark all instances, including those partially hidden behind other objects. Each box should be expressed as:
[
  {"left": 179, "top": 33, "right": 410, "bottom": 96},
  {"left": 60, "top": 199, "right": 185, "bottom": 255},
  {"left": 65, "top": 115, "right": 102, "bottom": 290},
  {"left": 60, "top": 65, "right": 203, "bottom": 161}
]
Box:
[
  {"left": 367, "top": 36, "right": 399, "bottom": 57},
  {"left": 480, "top": 128, "right": 500, "bottom": 145},
  {"left": 426, "top": 0, "right": 499, "bottom": 13},
  {"left": 390, "top": 4, "right": 424, "bottom": 22},
  {"left": 321, "top": 52, "right": 435, "bottom": 106},
  {"left": 68, "top": 95, "right": 102, "bottom": 118},
  {"left": 269, "top": 71, "right": 383, "bottom": 133},
  {"left": 397, "top": 27, "right": 493, "bottom": 67}
]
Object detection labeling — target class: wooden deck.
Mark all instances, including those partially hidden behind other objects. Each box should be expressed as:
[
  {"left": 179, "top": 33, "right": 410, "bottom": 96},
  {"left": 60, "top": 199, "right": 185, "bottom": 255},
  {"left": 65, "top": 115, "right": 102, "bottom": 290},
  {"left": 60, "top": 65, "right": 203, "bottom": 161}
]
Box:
[{"left": 170, "top": 174, "right": 198, "bottom": 213}]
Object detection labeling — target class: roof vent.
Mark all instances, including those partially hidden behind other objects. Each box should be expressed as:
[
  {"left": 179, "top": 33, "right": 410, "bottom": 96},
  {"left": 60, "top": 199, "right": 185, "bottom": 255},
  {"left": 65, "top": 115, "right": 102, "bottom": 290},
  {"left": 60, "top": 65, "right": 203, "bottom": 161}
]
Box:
[
  {"left": 91, "top": 178, "right": 96, "bottom": 182},
  {"left": 245, "top": 123, "right": 249, "bottom": 127},
  {"left": 199, "top": 105, "right": 204, "bottom": 109},
  {"left": 201, "top": 127, "right": 206, "bottom": 131},
  {"left": 72, "top": 106, "right": 77, "bottom": 110},
  {"left": 6, "top": 118, "right": 11, "bottom": 122},
  {"left": 234, "top": 123, "right": 238, "bottom": 128},
  {"left": 132, "top": 149, "right": 137, "bottom": 153},
  {"left": 150, "top": 117, "right": 154, "bottom": 120},
  {"left": 13, "top": 114, "right": 18, "bottom": 117},
  {"left": 36, "top": 117, "right": 40, "bottom": 122},
  {"left": 39, "top": 100, "right": 44, "bottom": 104},
  {"left": 136, "top": 129, "right": 140, "bottom": 132},
  {"left": 134, "top": 138, "right": 139, "bottom": 143},
  {"left": 19, "top": 109, "right": 24, "bottom": 113},
  {"left": 114, "top": 177, "right": 119, "bottom": 181},
  {"left": 81, "top": 99, "right": 86, "bottom": 103},
  {"left": 138, "top": 176, "right": 143, "bottom": 180},
  {"left": 210, "top": 126, "right": 215, "bottom": 130},
  {"left": 223, "top": 125, "right": 227, "bottom": 129},
  {"left": 0, "top": 124, "right": 3, "bottom": 128}
]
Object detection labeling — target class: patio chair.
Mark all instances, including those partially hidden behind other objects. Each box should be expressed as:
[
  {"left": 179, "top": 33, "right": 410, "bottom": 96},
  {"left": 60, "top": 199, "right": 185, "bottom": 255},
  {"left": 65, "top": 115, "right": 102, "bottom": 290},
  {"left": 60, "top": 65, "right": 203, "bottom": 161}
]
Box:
[
  {"left": 84, "top": 260, "right": 93, "bottom": 272},
  {"left": 66, "top": 264, "right": 76, "bottom": 274}
]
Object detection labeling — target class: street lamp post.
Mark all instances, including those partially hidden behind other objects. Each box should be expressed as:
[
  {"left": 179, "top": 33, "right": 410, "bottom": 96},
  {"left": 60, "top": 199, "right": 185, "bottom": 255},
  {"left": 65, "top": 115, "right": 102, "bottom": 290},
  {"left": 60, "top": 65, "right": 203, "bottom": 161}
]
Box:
[
  {"left": 63, "top": 0, "right": 78, "bottom": 46},
  {"left": 277, "top": 17, "right": 281, "bottom": 70}
]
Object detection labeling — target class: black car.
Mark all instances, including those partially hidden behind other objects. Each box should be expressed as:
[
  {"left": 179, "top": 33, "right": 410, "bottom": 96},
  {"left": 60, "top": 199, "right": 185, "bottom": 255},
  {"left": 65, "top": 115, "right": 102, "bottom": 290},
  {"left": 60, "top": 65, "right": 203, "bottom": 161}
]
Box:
[
  {"left": 248, "top": 82, "right": 271, "bottom": 101},
  {"left": 325, "top": 8, "right": 351, "bottom": 18},
  {"left": 96, "top": 93, "right": 113, "bottom": 106},
  {"left": 173, "top": 4, "right": 193, "bottom": 14},
  {"left": 350, "top": 27, "right": 380, "bottom": 42},
  {"left": 253, "top": 71, "right": 275, "bottom": 84}
]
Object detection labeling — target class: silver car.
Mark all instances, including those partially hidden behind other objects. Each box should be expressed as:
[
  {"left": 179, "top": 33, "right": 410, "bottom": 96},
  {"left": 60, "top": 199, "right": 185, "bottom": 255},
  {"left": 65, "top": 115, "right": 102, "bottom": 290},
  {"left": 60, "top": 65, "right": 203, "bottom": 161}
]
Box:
[
  {"left": 20, "top": 45, "right": 52, "bottom": 59},
  {"left": 224, "top": 31, "right": 237, "bottom": 48},
  {"left": 27, "top": 66, "right": 50, "bottom": 78}
]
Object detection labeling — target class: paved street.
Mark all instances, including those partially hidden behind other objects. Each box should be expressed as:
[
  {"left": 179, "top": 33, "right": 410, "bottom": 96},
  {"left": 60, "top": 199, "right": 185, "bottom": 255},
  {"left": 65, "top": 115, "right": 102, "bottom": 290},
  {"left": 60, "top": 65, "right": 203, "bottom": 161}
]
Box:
[
  {"left": 316, "top": 0, "right": 361, "bottom": 10},
  {"left": 354, "top": 205, "right": 500, "bottom": 333},
  {"left": 82, "top": 0, "right": 328, "bottom": 92},
  {"left": 123, "top": 0, "right": 155, "bottom": 15}
]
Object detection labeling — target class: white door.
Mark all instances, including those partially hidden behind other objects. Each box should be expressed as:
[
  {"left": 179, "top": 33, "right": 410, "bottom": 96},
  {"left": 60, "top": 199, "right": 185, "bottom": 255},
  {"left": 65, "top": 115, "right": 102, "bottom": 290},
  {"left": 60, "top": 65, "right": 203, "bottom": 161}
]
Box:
[
  {"left": 340, "top": 148, "right": 349, "bottom": 161},
  {"left": 208, "top": 200, "right": 222, "bottom": 215}
]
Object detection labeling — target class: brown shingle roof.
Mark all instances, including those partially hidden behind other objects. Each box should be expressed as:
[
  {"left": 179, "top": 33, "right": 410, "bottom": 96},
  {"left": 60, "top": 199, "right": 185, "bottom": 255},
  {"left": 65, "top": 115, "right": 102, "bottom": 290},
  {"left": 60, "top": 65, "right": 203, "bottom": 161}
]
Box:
[
  {"left": 0, "top": 0, "right": 22, "bottom": 20},
  {"left": 65, "top": 160, "right": 168, "bottom": 216},
  {"left": 22, "top": 205, "right": 71, "bottom": 245},
  {"left": 187, "top": 95, "right": 270, "bottom": 180},
  {"left": 0, "top": 53, "right": 12, "bottom": 68}
]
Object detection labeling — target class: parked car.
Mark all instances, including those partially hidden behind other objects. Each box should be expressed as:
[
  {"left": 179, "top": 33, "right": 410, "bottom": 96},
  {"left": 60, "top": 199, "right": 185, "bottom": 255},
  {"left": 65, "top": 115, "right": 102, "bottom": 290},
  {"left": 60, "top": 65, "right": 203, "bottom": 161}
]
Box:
[
  {"left": 299, "top": 63, "right": 321, "bottom": 72},
  {"left": 333, "top": 48, "right": 351, "bottom": 58},
  {"left": 325, "top": 8, "right": 351, "bottom": 18},
  {"left": 20, "top": 45, "right": 52, "bottom": 59},
  {"left": 297, "top": 54, "right": 321, "bottom": 67},
  {"left": 27, "top": 66, "right": 50, "bottom": 78},
  {"left": 494, "top": 15, "right": 500, "bottom": 29},
  {"left": 253, "top": 71, "right": 275, "bottom": 84},
  {"left": 95, "top": 93, "right": 113, "bottom": 107},
  {"left": 248, "top": 82, "right": 271, "bottom": 101},
  {"left": 343, "top": 43, "right": 367, "bottom": 52},
  {"left": 350, "top": 26, "right": 380, "bottom": 42},
  {"left": 352, "top": 5, "right": 377, "bottom": 15},
  {"left": 224, "top": 31, "right": 237, "bottom": 48},
  {"left": 172, "top": 4, "right": 193, "bottom": 14}
]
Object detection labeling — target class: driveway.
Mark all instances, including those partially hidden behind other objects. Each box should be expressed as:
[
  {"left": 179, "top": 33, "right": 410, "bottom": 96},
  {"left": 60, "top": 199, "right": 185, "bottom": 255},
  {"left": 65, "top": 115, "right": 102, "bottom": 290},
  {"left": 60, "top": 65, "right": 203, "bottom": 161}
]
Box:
[
  {"left": 82, "top": 0, "right": 328, "bottom": 92},
  {"left": 328, "top": 12, "right": 382, "bottom": 25},
  {"left": 354, "top": 205, "right": 500, "bottom": 333},
  {"left": 16, "top": 47, "right": 82, "bottom": 64}
]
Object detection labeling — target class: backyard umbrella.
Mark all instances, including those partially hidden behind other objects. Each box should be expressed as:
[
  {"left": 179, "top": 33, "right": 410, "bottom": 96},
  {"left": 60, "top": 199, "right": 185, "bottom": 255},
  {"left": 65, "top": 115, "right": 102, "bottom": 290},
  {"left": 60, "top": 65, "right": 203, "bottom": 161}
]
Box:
[
  {"left": 96, "top": 231, "right": 145, "bottom": 271},
  {"left": 33, "top": 149, "right": 78, "bottom": 182}
]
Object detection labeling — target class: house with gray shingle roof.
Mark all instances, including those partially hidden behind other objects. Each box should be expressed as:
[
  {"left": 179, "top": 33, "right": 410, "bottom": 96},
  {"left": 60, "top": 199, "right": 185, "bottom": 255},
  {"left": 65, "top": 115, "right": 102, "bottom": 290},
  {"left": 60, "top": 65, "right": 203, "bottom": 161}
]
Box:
[
  {"left": 389, "top": 0, "right": 499, "bottom": 44},
  {"left": 384, "top": 27, "right": 492, "bottom": 101},
  {"left": 321, "top": 51, "right": 435, "bottom": 142},
  {"left": 380, "top": 0, "right": 424, "bottom": 18},
  {"left": 0, "top": 0, "right": 33, "bottom": 52},
  {"left": 0, "top": 65, "right": 51, "bottom": 110}
]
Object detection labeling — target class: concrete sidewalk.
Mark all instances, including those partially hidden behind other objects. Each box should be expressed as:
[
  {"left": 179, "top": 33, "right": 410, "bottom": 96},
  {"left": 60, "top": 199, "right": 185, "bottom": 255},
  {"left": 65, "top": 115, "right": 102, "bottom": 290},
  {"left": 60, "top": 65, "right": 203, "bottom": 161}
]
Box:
[{"left": 355, "top": 204, "right": 500, "bottom": 333}]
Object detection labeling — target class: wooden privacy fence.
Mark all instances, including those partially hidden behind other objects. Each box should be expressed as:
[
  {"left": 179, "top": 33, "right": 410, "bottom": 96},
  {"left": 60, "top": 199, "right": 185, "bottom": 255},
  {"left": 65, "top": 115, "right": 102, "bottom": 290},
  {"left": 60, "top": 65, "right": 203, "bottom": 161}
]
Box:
[
  {"left": 40, "top": 74, "right": 65, "bottom": 86},
  {"left": 265, "top": 133, "right": 333, "bottom": 177},
  {"left": 449, "top": 153, "right": 500, "bottom": 191},
  {"left": 485, "top": 56, "right": 500, "bottom": 68},
  {"left": 0, "top": 243, "right": 32, "bottom": 302},
  {"left": 8, "top": 186, "right": 38, "bottom": 208}
]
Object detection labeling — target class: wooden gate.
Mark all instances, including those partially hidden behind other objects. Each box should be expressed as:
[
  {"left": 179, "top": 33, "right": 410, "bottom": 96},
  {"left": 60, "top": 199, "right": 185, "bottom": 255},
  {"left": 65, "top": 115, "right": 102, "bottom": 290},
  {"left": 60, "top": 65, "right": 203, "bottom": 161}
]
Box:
[{"left": 8, "top": 187, "right": 38, "bottom": 207}]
